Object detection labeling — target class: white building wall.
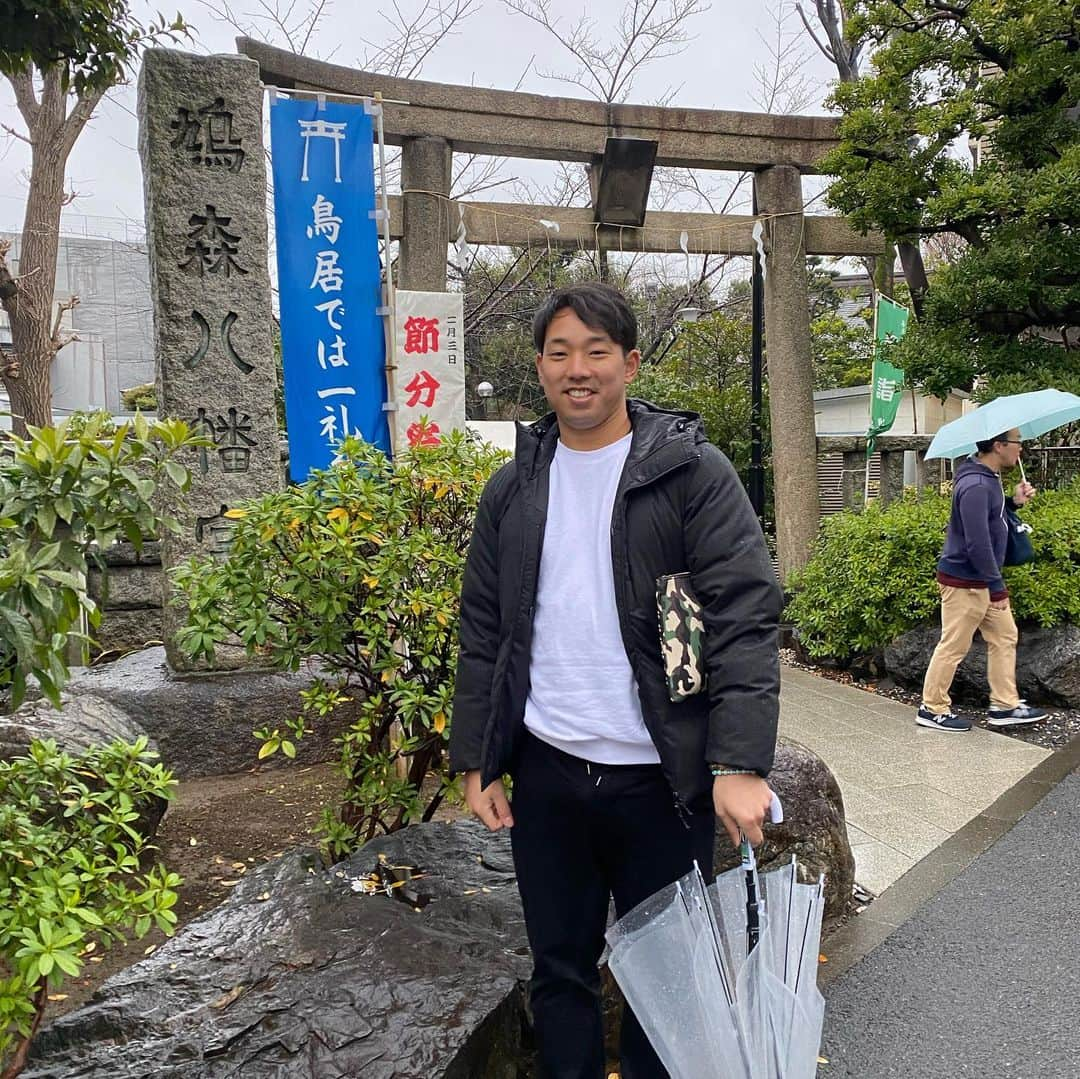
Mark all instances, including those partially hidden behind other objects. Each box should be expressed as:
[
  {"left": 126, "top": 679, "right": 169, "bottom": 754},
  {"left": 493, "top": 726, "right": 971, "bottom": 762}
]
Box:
[
  {"left": 1, "top": 231, "right": 154, "bottom": 414},
  {"left": 814, "top": 387, "right": 968, "bottom": 437}
]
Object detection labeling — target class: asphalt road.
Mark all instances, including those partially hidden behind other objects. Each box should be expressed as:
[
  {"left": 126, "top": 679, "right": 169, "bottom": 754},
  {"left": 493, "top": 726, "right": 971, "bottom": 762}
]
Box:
[{"left": 821, "top": 770, "right": 1080, "bottom": 1078}]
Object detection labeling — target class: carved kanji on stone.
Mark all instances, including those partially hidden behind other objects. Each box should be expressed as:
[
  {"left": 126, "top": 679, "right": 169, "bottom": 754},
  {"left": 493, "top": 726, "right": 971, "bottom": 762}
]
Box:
[
  {"left": 170, "top": 98, "right": 245, "bottom": 172},
  {"left": 188, "top": 405, "right": 257, "bottom": 474},
  {"left": 180, "top": 205, "right": 248, "bottom": 277},
  {"left": 195, "top": 504, "right": 237, "bottom": 558},
  {"left": 190, "top": 406, "right": 216, "bottom": 475},
  {"left": 140, "top": 49, "right": 282, "bottom": 671},
  {"left": 213, "top": 407, "right": 257, "bottom": 473},
  {"left": 184, "top": 310, "right": 253, "bottom": 374}
]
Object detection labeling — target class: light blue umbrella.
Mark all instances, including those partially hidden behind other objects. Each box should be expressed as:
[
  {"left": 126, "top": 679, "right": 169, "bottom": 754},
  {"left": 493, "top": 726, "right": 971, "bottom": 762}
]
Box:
[{"left": 924, "top": 389, "right": 1080, "bottom": 460}]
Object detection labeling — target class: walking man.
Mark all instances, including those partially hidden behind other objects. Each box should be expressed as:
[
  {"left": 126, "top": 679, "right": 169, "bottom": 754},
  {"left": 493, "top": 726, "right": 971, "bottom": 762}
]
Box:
[
  {"left": 918, "top": 428, "right": 1046, "bottom": 732},
  {"left": 449, "top": 283, "right": 783, "bottom": 1078}
]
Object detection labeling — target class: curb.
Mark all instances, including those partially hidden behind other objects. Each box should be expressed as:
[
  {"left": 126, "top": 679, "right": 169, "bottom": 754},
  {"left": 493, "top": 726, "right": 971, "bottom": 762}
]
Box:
[{"left": 819, "top": 731, "right": 1080, "bottom": 988}]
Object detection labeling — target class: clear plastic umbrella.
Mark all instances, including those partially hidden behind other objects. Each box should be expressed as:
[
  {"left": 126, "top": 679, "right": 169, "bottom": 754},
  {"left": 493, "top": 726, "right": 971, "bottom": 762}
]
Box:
[
  {"left": 605, "top": 865, "right": 755, "bottom": 1078},
  {"left": 748, "top": 855, "right": 827, "bottom": 1079},
  {"left": 606, "top": 805, "right": 826, "bottom": 1079}
]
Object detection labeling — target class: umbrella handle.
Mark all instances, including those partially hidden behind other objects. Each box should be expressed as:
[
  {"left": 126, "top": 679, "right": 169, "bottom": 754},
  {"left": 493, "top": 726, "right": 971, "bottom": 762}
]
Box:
[{"left": 737, "top": 794, "right": 785, "bottom": 859}]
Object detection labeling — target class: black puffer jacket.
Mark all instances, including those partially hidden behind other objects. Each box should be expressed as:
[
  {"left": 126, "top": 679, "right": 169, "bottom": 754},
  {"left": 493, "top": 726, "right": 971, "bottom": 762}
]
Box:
[{"left": 448, "top": 399, "right": 782, "bottom": 813}]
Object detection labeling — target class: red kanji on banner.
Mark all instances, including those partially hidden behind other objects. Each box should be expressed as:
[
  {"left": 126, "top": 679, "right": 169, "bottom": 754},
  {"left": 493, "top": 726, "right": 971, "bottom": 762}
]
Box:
[
  {"left": 403, "top": 316, "right": 440, "bottom": 354},
  {"left": 407, "top": 420, "right": 441, "bottom": 447},
  {"left": 404, "top": 369, "right": 440, "bottom": 408}
]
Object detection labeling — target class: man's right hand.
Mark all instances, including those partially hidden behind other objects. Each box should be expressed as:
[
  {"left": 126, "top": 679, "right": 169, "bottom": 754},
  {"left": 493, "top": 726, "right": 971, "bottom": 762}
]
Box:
[
  {"left": 990, "top": 598, "right": 1010, "bottom": 611},
  {"left": 463, "top": 771, "right": 514, "bottom": 831},
  {"left": 1013, "top": 481, "right": 1036, "bottom": 505}
]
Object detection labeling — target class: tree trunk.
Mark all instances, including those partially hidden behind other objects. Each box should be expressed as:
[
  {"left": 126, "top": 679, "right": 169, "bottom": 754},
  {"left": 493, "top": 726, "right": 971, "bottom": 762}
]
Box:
[
  {"left": 2, "top": 140, "right": 66, "bottom": 435},
  {"left": 869, "top": 247, "right": 895, "bottom": 302},
  {"left": 1, "top": 65, "right": 103, "bottom": 436},
  {"left": 897, "top": 241, "right": 930, "bottom": 321}
]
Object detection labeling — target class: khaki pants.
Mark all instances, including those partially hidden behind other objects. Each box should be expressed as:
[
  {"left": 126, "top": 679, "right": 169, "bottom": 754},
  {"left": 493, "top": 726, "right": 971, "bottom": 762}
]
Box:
[{"left": 921, "top": 585, "right": 1020, "bottom": 714}]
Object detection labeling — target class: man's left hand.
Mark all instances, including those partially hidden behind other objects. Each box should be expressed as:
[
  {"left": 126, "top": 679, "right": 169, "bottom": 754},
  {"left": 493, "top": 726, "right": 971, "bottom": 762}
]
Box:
[{"left": 712, "top": 773, "right": 774, "bottom": 848}]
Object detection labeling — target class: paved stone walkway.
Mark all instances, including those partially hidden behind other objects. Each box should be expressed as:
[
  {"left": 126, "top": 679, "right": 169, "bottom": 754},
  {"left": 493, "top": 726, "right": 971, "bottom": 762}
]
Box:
[
  {"left": 820, "top": 769, "right": 1080, "bottom": 1078},
  {"left": 779, "top": 666, "right": 1051, "bottom": 896}
]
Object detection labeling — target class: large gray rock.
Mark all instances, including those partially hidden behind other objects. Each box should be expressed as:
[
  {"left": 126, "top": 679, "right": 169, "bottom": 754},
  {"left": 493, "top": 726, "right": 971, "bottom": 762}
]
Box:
[
  {"left": 27, "top": 823, "right": 533, "bottom": 1079},
  {"left": 886, "top": 622, "right": 1080, "bottom": 707},
  {"left": 0, "top": 693, "right": 151, "bottom": 761},
  {"left": 27, "top": 761, "right": 852, "bottom": 1077},
  {"left": 63, "top": 646, "right": 353, "bottom": 778},
  {"left": 715, "top": 738, "right": 855, "bottom": 923},
  {"left": 0, "top": 694, "right": 167, "bottom": 837}
]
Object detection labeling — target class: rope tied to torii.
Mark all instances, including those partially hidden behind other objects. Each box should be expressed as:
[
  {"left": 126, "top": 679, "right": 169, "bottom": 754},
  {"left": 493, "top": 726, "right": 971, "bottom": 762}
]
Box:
[{"left": 396, "top": 187, "right": 810, "bottom": 269}]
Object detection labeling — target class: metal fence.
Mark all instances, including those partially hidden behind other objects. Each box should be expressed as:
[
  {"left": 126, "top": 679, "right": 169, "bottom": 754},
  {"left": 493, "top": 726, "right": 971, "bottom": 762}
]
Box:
[{"left": 1021, "top": 446, "right": 1080, "bottom": 490}]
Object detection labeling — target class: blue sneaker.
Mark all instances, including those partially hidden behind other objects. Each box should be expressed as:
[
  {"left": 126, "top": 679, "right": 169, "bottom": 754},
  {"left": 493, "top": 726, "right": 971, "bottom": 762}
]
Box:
[
  {"left": 987, "top": 701, "right": 1046, "bottom": 728},
  {"left": 916, "top": 705, "right": 972, "bottom": 733}
]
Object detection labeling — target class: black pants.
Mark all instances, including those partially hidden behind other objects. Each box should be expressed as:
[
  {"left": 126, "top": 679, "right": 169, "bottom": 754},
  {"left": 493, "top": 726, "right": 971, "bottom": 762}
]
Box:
[{"left": 510, "top": 732, "right": 715, "bottom": 1079}]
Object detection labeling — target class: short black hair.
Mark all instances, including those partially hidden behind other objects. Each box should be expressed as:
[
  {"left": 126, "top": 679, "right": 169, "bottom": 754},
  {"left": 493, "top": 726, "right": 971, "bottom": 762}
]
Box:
[
  {"left": 532, "top": 282, "right": 638, "bottom": 354},
  {"left": 975, "top": 431, "right": 1011, "bottom": 455}
]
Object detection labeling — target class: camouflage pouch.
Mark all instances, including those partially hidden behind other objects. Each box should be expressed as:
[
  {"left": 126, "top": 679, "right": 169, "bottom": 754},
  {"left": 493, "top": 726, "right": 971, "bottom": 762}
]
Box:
[{"left": 657, "top": 572, "right": 706, "bottom": 703}]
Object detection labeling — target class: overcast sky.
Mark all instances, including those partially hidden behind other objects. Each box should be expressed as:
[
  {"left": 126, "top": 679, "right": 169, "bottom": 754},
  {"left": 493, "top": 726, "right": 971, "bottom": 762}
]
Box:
[{"left": 0, "top": 0, "right": 840, "bottom": 236}]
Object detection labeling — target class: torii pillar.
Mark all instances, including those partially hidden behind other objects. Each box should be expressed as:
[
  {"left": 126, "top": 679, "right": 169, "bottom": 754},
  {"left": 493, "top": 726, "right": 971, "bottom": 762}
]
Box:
[
  {"left": 754, "top": 165, "right": 820, "bottom": 584},
  {"left": 399, "top": 136, "right": 452, "bottom": 291}
]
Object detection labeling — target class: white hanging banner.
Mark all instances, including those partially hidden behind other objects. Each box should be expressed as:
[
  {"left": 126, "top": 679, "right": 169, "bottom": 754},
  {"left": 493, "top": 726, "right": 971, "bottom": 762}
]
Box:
[{"left": 392, "top": 290, "right": 466, "bottom": 452}]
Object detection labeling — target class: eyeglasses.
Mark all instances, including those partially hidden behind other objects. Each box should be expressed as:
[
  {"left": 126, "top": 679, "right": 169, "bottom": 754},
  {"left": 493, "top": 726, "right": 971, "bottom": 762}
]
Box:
[{"left": 1000, "top": 440, "right": 1023, "bottom": 446}]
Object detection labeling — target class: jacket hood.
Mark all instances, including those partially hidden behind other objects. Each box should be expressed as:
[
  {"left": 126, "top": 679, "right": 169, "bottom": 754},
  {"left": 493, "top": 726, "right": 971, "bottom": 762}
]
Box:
[
  {"left": 954, "top": 456, "right": 1002, "bottom": 490},
  {"left": 514, "top": 398, "right": 705, "bottom": 478}
]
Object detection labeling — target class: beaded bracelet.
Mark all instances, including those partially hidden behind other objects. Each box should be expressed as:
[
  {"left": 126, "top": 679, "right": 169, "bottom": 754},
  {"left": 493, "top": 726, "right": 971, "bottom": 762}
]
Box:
[{"left": 710, "top": 767, "right": 755, "bottom": 778}]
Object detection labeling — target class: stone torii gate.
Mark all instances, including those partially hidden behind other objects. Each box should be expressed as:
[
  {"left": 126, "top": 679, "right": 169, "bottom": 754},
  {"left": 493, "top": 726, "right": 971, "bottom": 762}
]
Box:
[{"left": 241, "top": 39, "right": 884, "bottom": 581}]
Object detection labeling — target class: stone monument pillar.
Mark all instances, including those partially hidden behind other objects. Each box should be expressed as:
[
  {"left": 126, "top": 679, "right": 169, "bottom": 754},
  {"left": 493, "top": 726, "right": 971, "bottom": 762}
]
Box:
[{"left": 138, "top": 50, "right": 282, "bottom": 669}]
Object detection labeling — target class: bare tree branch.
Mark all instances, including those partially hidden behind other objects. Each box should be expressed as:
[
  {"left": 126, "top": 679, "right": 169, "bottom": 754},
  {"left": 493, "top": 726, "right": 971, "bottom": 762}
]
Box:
[
  {"left": 198, "top": 0, "right": 332, "bottom": 54},
  {"left": 50, "top": 295, "right": 80, "bottom": 343},
  {"left": 0, "top": 123, "right": 32, "bottom": 146},
  {"left": 753, "top": 1, "right": 819, "bottom": 115},
  {"left": 795, "top": 2, "right": 835, "bottom": 64},
  {"left": 358, "top": 0, "right": 481, "bottom": 78},
  {"left": 503, "top": 0, "right": 707, "bottom": 104},
  {"left": 60, "top": 88, "right": 107, "bottom": 158},
  {"left": 7, "top": 68, "right": 41, "bottom": 132},
  {"left": 203, "top": 0, "right": 479, "bottom": 80}
]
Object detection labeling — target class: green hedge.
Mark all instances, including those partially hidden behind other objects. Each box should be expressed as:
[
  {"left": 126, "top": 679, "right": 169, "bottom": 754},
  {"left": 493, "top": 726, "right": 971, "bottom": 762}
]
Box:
[{"left": 786, "top": 482, "right": 1080, "bottom": 661}]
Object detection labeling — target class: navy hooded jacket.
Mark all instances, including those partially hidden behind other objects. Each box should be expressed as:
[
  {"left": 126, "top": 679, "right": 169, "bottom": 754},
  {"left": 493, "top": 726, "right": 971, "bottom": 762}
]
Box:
[{"left": 937, "top": 457, "right": 1011, "bottom": 596}]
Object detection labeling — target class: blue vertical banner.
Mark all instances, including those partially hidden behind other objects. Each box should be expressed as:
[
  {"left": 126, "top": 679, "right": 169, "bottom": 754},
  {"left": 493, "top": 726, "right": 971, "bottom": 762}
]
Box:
[{"left": 270, "top": 96, "right": 390, "bottom": 482}]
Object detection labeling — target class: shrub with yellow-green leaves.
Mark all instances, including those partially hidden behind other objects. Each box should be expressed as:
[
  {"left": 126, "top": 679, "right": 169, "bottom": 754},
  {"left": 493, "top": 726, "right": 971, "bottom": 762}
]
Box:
[
  {"left": 0, "top": 737, "right": 179, "bottom": 1078},
  {"left": 172, "top": 431, "right": 508, "bottom": 855},
  {"left": 0, "top": 412, "right": 200, "bottom": 708}
]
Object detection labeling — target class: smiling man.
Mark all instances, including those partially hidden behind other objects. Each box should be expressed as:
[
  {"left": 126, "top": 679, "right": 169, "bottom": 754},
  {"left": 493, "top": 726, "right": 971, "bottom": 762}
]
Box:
[{"left": 449, "top": 282, "right": 782, "bottom": 1079}]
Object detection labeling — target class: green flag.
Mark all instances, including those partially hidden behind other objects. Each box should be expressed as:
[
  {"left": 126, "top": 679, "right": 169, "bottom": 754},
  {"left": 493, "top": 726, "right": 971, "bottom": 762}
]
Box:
[
  {"left": 866, "top": 297, "right": 910, "bottom": 457},
  {"left": 876, "top": 295, "right": 909, "bottom": 347}
]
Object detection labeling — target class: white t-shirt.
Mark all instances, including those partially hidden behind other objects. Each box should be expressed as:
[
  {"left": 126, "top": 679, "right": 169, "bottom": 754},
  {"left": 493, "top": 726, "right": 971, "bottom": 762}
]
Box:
[{"left": 523, "top": 433, "right": 660, "bottom": 764}]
